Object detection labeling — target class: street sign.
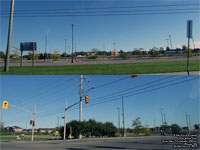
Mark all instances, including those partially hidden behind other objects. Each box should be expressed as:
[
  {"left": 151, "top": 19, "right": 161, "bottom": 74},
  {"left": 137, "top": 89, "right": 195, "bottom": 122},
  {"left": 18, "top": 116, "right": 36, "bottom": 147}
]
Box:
[
  {"left": 2, "top": 101, "right": 8, "bottom": 109},
  {"left": 20, "top": 42, "right": 37, "bottom": 51},
  {"left": 187, "top": 20, "right": 193, "bottom": 38}
]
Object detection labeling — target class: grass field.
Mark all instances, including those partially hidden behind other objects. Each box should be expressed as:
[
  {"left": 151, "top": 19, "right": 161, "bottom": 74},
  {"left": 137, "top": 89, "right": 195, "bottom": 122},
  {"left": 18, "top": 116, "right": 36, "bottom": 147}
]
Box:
[{"left": 0, "top": 61, "right": 199, "bottom": 75}]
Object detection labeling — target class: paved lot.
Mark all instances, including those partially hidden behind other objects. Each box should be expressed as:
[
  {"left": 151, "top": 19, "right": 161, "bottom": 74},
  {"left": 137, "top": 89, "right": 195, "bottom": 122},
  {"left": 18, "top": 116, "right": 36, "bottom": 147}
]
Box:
[
  {"left": 1, "top": 136, "right": 199, "bottom": 150},
  {"left": 0, "top": 56, "right": 199, "bottom": 67}
]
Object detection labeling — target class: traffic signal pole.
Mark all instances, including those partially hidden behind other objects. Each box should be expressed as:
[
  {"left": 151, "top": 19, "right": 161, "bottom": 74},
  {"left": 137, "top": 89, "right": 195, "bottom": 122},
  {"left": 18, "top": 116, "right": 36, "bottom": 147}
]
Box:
[
  {"left": 31, "top": 104, "right": 36, "bottom": 141},
  {"left": 3, "top": 103, "right": 36, "bottom": 141},
  {"left": 122, "top": 96, "right": 126, "bottom": 137},
  {"left": 63, "top": 101, "right": 67, "bottom": 140},
  {"left": 79, "top": 75, "right": 83, "bottom": 139}
]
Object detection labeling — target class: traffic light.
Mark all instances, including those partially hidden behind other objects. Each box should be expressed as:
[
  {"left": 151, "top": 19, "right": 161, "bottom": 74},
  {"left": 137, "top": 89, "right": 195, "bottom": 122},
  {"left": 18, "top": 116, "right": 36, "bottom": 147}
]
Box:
[
  {"left": 85, "top": 95, "right": 89, "bottom": 104},
  {"left": 2, "top": 101, "right": 8, "bottom": 109},
  {"left": 33, "top": 120, "right": 36, "bottom": 126}
]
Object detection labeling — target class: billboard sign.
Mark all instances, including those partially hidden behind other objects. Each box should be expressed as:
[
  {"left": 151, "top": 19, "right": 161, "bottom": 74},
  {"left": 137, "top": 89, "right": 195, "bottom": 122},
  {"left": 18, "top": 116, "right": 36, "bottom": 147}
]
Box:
[{"left": 20, "top": 42, "right": 37, "bottom": 51}]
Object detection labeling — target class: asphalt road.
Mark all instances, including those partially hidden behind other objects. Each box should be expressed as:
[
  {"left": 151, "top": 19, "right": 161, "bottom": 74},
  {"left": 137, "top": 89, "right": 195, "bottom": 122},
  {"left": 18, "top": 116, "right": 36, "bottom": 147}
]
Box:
[{"left": 1, "top": 136, "right": 199, "bottom": 150}]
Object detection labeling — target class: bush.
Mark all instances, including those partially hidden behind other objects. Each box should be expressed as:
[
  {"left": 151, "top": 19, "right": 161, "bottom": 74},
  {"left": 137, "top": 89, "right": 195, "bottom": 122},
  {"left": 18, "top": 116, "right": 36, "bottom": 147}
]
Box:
[
  {"left": 119, "top": 53, "right": 128, "bottom": 60},
  {"left": 88, "top": 55, "right": 98, "bottom": 60},
  {"left": 144, "top": 128, "right": 152, "bottom": 136}
]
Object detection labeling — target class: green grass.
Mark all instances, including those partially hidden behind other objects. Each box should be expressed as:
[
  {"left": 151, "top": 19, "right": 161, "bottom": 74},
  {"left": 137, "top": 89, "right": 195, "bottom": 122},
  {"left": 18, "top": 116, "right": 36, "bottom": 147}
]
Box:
[
  {"left": 0, "top": 61, "right": 199, "bottom": 75},
  {"left": 0, "top": 136, "right": 60, "bottom": 141}
]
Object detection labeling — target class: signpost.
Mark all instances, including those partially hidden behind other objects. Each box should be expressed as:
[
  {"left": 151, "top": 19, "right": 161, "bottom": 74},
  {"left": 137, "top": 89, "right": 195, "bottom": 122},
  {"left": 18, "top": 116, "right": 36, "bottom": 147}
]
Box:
[
  {"left": 20, "top": 42, "right": 37, "bottom": 67},
  {"left": 186, "top": 20, "right": 193, "bottom": 75}
]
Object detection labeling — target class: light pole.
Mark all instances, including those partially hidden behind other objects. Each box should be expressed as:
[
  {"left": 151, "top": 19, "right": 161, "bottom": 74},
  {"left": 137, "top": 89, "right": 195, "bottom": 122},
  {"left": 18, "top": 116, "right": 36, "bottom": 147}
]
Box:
[
  {"left": 65, "top": 38, "right": 67, "bottom": 61},
  {"left": 117, "top": 108, "right": 120, "bottom": 133},
  {"left": 166, "top": 39, "right": 170, "bottom": 49},
  {"left": 169, "top": 35, "right": 173, "bottom": 49},
  {"left": 71, "top": 24, "right": 74, "bottom": 63}
]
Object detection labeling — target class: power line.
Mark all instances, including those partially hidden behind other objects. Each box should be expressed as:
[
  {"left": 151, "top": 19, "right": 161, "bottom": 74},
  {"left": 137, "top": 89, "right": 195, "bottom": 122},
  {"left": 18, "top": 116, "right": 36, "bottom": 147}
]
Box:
[
  {"left": 91, "top": 76, "right": 176, "bottom": 102},
  {"left": 9, "top": 76, "right": 78, "bottom": 106},
  {"left": 2, "top": 8, "right": 199, "bottom": 16},
  {"left": 0, "top": 11, "right": 199, "bottom": 18},
  {"left": 79, "top": 76, "right": 198, "bottom": 109},
  {"left": 1, "top": 3, "right": 198, "bottom": 13}
]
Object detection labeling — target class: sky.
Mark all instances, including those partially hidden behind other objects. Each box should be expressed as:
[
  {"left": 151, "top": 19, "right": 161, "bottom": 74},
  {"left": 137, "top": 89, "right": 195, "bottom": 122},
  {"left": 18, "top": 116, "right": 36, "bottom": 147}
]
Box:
[
  {"left": 0, "top": 75, "right": 199, "bottom": 129},
  {"left": 0, "top": 0, "right": 199, "bottom": 55}
]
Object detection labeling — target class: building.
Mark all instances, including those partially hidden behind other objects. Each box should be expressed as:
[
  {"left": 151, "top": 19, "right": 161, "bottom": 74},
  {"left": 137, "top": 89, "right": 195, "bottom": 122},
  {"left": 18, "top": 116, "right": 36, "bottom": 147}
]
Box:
[
  {"left": 37, "top": 128, "right": 54, "bottom": 134},
  {"left": 7, "top": 126, "right": 23, "bottom": 133}
]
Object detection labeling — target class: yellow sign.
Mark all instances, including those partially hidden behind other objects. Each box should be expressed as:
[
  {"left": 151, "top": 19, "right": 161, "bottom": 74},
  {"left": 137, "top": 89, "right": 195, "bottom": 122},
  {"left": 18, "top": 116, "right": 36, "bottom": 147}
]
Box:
[{"left": 2, "top": 101, "right": 8, "bottom": 109}]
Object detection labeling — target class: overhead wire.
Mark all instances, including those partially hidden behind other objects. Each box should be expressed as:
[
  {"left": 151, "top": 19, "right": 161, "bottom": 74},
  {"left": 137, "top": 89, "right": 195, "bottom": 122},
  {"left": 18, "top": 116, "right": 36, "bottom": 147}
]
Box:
[{"left": 1, "top": 3, "right": 198, "bottom": 13}]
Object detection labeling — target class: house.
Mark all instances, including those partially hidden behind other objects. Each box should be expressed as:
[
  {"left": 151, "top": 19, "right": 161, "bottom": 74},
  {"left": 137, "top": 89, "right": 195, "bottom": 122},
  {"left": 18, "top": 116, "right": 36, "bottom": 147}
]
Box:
[
  {"left": 37, "top": 128, "right": 54, "bottom": 134},
  {"left": 8, "top": 126, "right": 23, "bottom": 133}
]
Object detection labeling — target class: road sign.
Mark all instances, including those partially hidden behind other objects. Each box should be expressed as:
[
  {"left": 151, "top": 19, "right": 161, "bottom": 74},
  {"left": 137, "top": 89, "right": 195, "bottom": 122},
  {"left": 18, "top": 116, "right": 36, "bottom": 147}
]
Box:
[
  {"left": 187, "top": 20, "right": 193, "bottom": 38},
  {"left": 2, "top": 101, "right": 8, "bottom": 109},
  {"left": 20, "top": 42, "right": 37, "bottom": 51}
]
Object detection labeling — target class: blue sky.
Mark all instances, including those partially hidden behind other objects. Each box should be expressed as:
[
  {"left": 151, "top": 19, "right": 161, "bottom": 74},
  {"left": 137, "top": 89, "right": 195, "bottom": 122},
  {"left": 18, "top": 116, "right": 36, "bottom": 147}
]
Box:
[
  {"left": 0, "top": 75, "right": 199, "bottom": 129},
  {"left": 1, "top": 0, "right": 199, "bottom": 55}
]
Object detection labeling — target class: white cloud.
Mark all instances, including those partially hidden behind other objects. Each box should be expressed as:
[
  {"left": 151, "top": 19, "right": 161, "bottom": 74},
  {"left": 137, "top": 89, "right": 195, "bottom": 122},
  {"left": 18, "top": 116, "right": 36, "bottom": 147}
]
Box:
[{"left": 176, "top": 41, "right": 200, "bottom": 49}]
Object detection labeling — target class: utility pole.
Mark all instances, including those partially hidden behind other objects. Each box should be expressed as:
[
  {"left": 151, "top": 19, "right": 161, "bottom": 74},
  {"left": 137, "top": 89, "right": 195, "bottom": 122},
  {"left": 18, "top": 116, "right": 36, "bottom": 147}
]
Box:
[
  {"left": 161, "top": 108, "right": 164, "bottom": 125},
  {"left": 153, "top": 119, "right": 156, "bottom": 134},
  {"left": 103, "top": 44, "right": 105, "bottom": 51},
  {"left": 122, "top": 96, "right": 126, "bottom": 137},
  {"left": 164, "top": 114, "right": 167, "bottom": 124},
  {"left": 63, "top": 101, "right": 67, "bottom": 140},
  {"left": 31, "top": 104, "right": 36, "bottom": 141},
  {"left": 57, "top": 117, "right": 59, "bottom": 128},
  {"left": 71, "top": 24, "right": 74, "bottom": 63},
  {"left": 0, "top": 107, "right": 2, "bottom": 130},
  {"left": 75, "top": 43, "right": 76, "bottom": 60},
  {"left": 117, "top": 108, "right": 120, "bottom": 133},
  {"left": 79, "top": 75, "right": 83, "bottom": 139},
  {"left": 65, "top": 38, "right": 67, "bottom": 61},
  {"left": 44, "top": 35, "right": 47, "bottom": 62},
  {"left": 185, "top": 112, "right": 189, "bottom": 134},
  {"left": 166, "top": 39, "right": 170, "bottom": 48},
  {"left": 113, "top": 42, "right": 116, "bottom": 56},
  {"left": 4, "top": 0, "right": 15, "bottom": 72},
  {"left": 188, "top": 115, "right": 191, "bottom": 131},
  {"left": 169, "top": 35, "right": 173, "bottom": 49}
]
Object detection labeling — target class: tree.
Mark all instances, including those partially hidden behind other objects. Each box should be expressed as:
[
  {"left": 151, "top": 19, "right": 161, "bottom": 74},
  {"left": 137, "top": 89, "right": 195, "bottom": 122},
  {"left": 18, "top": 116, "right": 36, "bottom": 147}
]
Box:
[
  {"left": 194, "top": 124, "right": 200, "bottom": 129},
  {"left": 132, "top": 117, "right": 143, "bottom": 135},
  {"left": 59, "top": 119, "right": 117, "bottom": 139},
  {"left": 182, "top": 45, "right": 194, "bottom": 57},
  {"left": 52, "top": 50, "right": 61, "bottom": 61},
  {"left": 160, "top": 124, "right": 171, "bottom": 135},
  {"left": 28, "top": 52, "right": 39, "bottom": 60},
  {"left": 170, "top": 124, "right": 181, "bottom": 134},
  {"left": 119, "top": 53, "right": 128, "bottom": 60},
  {"left": 0, "top": 123, "right": 4, "bottom": 132},
  {"left": 11, "top": 46, "right": 20, "bottom": 61},
  {"left": 0, "top": 51, "right": 6, "bottom": 59}
]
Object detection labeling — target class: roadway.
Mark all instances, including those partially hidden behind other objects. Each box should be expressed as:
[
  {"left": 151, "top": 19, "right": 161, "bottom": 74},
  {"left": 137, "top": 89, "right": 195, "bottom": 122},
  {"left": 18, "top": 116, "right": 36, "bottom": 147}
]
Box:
[{"left": 1, "top": 136, "right": 199, "bottom": 150}]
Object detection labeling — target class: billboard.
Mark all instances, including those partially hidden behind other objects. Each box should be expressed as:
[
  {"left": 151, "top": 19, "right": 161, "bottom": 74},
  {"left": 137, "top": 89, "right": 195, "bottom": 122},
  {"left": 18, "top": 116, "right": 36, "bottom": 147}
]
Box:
[{"left": 20, "top": 42, "right": 37, "bottom": 51}]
